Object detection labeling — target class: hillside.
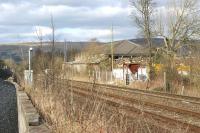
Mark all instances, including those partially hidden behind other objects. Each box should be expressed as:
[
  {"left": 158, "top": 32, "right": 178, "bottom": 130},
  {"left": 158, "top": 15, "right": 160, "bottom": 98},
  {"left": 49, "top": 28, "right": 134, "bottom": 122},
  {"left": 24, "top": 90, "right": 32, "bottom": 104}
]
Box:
[
  {"left": 1, "top": 38, "right": 198, "bottom": 62},
  {"left": 0, "top": 42, "right": 88, "bottom": 62}
]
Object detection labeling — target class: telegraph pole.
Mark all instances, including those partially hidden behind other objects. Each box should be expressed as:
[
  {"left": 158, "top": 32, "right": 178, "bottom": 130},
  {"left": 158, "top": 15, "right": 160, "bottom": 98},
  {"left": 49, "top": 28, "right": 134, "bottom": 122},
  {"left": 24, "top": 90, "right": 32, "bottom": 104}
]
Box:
[
  {"left": 111, "top": 24, "right": 114, "bottom": 72},
  {"left": 64, "top": 40, "right": 67, "bottom": 62}
]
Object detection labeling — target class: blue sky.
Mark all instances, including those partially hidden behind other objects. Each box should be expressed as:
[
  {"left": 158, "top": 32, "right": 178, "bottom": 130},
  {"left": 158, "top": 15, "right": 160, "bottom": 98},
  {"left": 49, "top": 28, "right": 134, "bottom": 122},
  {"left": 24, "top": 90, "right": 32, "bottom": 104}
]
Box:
[{"left": 0, "top": 0, "right": 170, "bottom": 43}]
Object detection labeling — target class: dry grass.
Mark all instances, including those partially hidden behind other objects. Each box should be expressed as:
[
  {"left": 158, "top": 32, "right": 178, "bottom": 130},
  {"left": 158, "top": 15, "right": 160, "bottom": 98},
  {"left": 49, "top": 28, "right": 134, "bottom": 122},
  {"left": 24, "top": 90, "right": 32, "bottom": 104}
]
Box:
[
  {"left": 129, "top": 78, "right": 164, "bottom": 90},
  {"left": 24, "top": 75, "right": 173, "bottom": 133}
]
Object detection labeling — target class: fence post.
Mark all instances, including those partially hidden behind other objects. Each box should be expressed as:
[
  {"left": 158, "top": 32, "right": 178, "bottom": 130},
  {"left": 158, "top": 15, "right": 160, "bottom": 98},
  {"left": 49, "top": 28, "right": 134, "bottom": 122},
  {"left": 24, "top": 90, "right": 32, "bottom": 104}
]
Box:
[
  {"left": 164, "top": 72, "right": 166, "bottom": 92},
  {"left": 92, "top": 71, "right": 94, "bottom": 79},
  {"left": 96, "top": 71, "right": 98, "bottom": 81},
  {"left": 106, "top": 71, "right": 108, "bottom": 82},
  {"left": 110, "top": 71, "right": 113, "bottom": 82},
  {"left": 181, "top": 86, "right": 185, "bottom": 95},
  {"left": 99, "top": 71, "right": 101, "bottom": 81},
  {"left": 164, "top": 72, "right": 171, "bottom": 92}
]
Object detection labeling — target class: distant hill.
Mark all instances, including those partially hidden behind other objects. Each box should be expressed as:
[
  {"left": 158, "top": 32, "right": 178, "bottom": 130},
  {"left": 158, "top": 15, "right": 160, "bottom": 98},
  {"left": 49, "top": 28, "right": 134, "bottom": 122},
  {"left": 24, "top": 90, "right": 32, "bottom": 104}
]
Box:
[
  {"left": 0, "top": 38, "right": 199, "bottom": 62},
  {"left": 0, "top": 42, "right": 89, "bottom": 62}
]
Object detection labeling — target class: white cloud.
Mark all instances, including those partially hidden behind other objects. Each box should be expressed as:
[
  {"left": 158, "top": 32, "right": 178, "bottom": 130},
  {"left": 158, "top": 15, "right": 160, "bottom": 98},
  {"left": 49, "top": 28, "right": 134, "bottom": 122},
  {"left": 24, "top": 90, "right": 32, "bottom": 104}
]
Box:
[
  {"left": 57, "top": 28, "right": 113, "bottom": 41},
  {"left": 0, "top": 0, "right": 135, "bottom": 42}
]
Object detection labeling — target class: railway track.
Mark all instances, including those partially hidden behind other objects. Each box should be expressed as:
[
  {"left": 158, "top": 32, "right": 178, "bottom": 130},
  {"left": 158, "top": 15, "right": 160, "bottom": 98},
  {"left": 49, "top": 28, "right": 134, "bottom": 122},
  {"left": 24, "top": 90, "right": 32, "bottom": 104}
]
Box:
[
  {"left": 72, "top": 80, "right": 200, "bottom": 103},
  {"left": 68, "top": 86, "right": 200, "bottom": 132},
  {"left": 38, "top": 77, "right": 200, "bottom": 132},
  {"left": 63, "top": 79, "right": 200, "bottom": 132},
  {"left": 71, "top": 80, "right": 200, "bottom": 112}
]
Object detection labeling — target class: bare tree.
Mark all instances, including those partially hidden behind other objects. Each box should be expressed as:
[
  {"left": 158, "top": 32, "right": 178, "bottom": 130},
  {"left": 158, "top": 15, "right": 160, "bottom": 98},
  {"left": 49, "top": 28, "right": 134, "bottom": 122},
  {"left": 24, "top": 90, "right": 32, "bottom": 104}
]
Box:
[
  {"left": 154, "top": 0, "right": 200, "bottom": 63},
  {"left": 154, "top": 0, "right": 200, "bottom": 91},
  {"left": 34, "top": 26, "right": 52, "bottom": 75},
  {"left": 131, "top": 0, "right": 155, "bottom": 80},
  {"left": 132, "top": 0, "right": 200, "bottom": 88},
  {"left": 35, "top": 26, "right": 43, "bottom": 49}
]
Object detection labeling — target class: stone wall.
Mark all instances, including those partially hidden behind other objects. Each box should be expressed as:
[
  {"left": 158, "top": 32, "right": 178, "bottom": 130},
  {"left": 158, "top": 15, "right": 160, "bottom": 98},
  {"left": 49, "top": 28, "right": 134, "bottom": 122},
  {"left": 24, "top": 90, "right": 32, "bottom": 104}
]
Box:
[{"left": 13, "top": 82, "right": 51, "bottom": 133}]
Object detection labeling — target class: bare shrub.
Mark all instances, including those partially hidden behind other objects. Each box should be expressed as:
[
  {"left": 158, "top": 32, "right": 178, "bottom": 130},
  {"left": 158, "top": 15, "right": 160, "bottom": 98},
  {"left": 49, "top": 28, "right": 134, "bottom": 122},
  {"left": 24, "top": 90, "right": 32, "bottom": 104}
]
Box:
[{"left": 24, "top": 74, "right": 174, "bottom": 133}]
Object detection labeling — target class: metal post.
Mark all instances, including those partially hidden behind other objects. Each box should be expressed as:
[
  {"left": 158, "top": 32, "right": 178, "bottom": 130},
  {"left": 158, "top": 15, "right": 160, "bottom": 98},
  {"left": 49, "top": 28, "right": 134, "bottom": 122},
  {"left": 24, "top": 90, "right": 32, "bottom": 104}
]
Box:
[
  {"left": 29, "top": 47, "right": 33, "bottom": 85},
  {"left": 29, "top": 49, "right": 31, "bottom": 73}
]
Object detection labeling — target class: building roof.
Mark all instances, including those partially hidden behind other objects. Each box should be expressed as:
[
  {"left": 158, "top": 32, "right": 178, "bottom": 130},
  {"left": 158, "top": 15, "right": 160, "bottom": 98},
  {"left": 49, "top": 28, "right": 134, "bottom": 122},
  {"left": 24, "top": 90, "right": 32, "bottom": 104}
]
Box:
[
  {"left": 104, "top": 40, "right": 151, "bottom": 57},
  {"left": 129, "top": 38, "right": 165, "bottom": 48}
]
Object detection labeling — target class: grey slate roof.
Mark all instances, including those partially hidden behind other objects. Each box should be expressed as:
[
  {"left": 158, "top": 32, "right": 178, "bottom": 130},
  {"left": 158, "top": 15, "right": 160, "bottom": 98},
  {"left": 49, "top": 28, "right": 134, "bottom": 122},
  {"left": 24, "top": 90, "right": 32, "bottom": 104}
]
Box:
[{"left": 104, "top": 39, "right": 152, "bottom": 57}]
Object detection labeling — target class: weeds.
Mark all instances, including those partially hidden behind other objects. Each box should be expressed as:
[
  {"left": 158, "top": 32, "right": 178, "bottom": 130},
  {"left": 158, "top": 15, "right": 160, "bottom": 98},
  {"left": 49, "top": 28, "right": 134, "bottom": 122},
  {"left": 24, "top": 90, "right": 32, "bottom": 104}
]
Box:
[{"left": 24, "top": 74, "right": 173, "bottom": 133}]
